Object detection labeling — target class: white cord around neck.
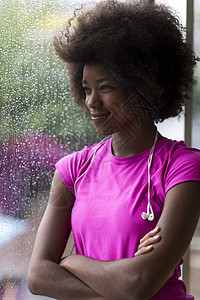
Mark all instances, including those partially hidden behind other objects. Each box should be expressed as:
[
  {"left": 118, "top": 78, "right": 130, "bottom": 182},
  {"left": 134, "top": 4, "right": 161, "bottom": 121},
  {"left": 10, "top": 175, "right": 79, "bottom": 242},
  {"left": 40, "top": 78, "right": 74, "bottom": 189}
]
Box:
[
  {"left": 141, "top": 130, "right": 158, "bottom": 221},
  {"left": 73, "top": 135, "right": 111, "bottom": 196},
  {"left": 74, "top": 131, "right": 158, "bottom": 222}
]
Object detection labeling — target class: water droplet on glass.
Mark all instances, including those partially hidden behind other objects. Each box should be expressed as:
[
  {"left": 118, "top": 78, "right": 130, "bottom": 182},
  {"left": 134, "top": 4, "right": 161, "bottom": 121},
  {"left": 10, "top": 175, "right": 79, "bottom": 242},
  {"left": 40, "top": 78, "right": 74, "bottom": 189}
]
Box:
[{"left": 0, "top": 0, "right": 99, "bottom": 298}]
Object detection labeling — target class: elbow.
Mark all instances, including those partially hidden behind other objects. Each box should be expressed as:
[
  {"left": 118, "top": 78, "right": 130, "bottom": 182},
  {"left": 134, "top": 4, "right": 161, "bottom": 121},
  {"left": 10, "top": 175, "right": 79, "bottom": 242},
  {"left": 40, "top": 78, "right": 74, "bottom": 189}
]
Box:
[
  {"left": 27, "top": 274, "right": 38, "bottom": 295},
  {"left": 27, "top": 265, "right": 42, "bottom": 295},
  {"left": 27, "top": 273, "right": 40, "bottom": 295}
]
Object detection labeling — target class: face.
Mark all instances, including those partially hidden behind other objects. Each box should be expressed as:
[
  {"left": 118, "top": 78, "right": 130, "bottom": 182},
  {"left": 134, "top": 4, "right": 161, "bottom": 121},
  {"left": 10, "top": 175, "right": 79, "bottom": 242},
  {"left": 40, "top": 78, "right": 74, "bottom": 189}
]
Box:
[{"left": 82, "top": 62, "right": 135, "bottom": 136}]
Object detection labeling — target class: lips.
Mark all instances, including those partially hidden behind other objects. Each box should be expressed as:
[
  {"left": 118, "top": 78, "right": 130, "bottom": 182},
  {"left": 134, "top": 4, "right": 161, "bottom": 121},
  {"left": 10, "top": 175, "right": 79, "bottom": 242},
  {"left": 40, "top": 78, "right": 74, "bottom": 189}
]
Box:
[{"left": 91, "top": 112, "right": 110, "bottom": 119}]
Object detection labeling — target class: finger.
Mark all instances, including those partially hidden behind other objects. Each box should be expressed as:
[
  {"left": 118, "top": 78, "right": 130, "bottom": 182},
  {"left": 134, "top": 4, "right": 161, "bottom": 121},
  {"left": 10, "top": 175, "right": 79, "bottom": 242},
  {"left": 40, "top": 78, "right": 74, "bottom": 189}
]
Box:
[
  {"left": 134, "top": 245, "right": 153, "bottom": 257},
  {"left": 139, "top": 226, "right": 160, "bottom": 244},
  {"left": 135, "top": 246, "right": 153, "bottom": 257},
  {"left": 138, "top": 234, "right": 161, "bottom": 250},
  {"left": 59, "top": 256, "right": 68, "bottom": 264}
]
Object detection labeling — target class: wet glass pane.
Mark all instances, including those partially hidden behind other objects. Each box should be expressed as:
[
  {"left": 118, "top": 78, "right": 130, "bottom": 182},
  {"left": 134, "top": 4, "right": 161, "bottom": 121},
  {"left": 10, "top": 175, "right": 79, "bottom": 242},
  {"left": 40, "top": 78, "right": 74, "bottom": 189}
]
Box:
[{"left": 0, "top": 0, "right": 99, "bottom": 299}]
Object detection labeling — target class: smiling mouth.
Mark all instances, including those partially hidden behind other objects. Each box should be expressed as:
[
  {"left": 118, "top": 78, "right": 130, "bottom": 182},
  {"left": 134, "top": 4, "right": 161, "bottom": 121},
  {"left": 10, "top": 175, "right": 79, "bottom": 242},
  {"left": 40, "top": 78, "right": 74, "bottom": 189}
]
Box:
[{"left": 91, "top": 112, "right": 110, "bottom": 119}]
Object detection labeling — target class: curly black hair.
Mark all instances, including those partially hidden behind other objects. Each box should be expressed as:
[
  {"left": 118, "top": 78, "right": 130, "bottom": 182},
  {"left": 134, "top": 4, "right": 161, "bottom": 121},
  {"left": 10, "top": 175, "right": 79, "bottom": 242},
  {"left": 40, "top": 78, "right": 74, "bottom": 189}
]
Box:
[{"left": 54, "top": 0, "right": 198, "bottom": 122}]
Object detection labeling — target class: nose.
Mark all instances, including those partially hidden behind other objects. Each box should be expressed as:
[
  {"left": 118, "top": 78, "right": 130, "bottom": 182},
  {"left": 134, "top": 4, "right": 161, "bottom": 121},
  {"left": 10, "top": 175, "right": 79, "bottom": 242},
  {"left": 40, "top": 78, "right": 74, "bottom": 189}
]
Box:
[{"left": 85, "top": 91, "right": 102, "bottom": 109}]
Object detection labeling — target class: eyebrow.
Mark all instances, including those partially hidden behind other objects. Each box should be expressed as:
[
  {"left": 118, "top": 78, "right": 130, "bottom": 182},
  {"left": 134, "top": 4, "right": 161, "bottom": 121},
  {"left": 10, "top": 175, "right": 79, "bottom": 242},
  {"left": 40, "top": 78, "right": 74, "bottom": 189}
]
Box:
[{"left": 82, "top": 78, "right": 110, "bottom": 84}]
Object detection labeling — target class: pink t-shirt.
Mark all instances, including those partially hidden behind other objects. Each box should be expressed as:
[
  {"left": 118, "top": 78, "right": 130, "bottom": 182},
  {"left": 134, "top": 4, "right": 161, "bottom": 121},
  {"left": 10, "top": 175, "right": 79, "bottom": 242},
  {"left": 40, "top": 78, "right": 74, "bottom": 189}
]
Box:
[{"left": 56, "top": 137, "right": 200, "bottom": 300}]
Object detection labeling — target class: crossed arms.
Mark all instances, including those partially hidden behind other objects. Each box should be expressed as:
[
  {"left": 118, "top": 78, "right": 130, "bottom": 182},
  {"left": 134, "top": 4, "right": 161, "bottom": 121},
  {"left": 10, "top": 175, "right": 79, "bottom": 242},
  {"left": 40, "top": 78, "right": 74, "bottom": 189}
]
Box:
[{"left": 27, "top": 170, "right": 200, "bottom": 300}]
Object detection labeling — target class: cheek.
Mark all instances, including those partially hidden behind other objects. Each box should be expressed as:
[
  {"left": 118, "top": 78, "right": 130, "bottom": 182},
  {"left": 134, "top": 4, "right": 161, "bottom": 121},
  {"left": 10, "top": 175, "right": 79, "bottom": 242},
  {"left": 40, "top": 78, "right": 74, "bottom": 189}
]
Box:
[
  {"left": 111, "top": 94, "right": 129, "bottom": 111},
  {"left": 112, "top": 102, "right": 132, "bottom": 119}
]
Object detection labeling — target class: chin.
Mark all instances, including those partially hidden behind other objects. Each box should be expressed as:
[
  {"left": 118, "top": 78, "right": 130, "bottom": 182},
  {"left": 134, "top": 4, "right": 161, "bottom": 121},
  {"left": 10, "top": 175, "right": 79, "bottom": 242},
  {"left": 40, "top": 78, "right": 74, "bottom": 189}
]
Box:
[{"left": 95, "top": 126, "right": 119, "bottom": 136}]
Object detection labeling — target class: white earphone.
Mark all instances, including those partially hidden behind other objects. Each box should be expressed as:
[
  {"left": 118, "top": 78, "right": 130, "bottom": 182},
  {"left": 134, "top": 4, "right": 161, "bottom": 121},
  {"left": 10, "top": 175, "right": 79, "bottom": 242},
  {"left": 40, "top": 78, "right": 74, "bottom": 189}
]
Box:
[
  {"left": 141, "top": 203, "right": 154, "bottom": 221},
  {"left": 74, "top": 135, "right": 111, "bottom": 196},
  {"left": 74, "top": 131, "right": 158, "bottom": 222},
  {"left": 141, "top": 130, "right": 158, "bottom": 221}
]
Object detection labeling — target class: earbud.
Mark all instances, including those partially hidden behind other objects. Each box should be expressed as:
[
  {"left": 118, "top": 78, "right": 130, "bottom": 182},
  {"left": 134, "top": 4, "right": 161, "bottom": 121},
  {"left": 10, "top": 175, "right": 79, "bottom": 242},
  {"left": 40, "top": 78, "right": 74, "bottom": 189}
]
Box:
[
  {"left": 141, "top": 130, "right": 158, "bottom": 222},
  {"left": 141, "top": 212, "right": 148, "bottom": 220},
  {"left": 148, "top": 213, "right": 154, "bottom": 221},
  {"left": 141, "top": 212, "right": 154, "bottom": 221}
]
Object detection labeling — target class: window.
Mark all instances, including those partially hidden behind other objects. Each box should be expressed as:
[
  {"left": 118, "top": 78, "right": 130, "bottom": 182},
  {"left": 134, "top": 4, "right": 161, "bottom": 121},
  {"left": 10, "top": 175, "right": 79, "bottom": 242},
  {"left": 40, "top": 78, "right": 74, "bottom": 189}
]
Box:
[
  {"left": 0, "top": 1, "right": 199, "bottom": 299},
  {"left": 0, "top": 1, "right": 97, "bottom": 299}
]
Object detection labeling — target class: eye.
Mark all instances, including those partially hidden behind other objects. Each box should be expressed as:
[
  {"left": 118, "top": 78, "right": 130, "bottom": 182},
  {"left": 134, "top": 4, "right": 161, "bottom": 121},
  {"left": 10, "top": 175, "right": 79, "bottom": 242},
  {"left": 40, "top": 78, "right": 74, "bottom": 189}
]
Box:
[
  {"left": 82, "top": 86, "right": 91, "bottom": 94},
  {"left": 100, "top": 85, "right": 112, "bottom": 92}
]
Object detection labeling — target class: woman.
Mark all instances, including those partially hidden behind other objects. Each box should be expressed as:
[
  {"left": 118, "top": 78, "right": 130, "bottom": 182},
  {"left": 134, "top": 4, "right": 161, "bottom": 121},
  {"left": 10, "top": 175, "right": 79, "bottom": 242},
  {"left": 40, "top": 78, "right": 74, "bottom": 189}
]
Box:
[{"left": 28, "top": 1, "right": 200, "bottom": 299}]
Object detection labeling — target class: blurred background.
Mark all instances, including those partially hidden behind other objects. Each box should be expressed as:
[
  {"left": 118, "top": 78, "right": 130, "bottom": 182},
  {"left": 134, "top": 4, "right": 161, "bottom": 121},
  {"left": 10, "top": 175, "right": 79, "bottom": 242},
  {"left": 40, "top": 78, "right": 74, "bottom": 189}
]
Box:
[{"left": 0, "top": 0, "right": 199, "bottom": 299}]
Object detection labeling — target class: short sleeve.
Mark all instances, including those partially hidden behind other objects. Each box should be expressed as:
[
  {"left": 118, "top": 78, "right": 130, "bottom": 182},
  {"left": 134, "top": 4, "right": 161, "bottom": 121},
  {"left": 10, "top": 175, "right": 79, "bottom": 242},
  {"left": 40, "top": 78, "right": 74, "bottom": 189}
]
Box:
[
  {"left": 164, "top": 146, "right": 200, "bottom": 194},
  {"left": 55, "top": 145, "right": 96, "bottom": 196}
]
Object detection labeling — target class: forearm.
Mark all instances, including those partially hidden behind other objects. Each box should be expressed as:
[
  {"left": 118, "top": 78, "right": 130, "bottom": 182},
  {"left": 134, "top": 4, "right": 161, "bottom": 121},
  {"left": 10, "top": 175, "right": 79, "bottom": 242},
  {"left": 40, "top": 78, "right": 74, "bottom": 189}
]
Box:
[
  {"left": 28, "top": 259, "right": 107, "bottom": 300},
  {"left": 60, "top": 182, "right": 200, "bottom": 300},
  {"left": 60, "top": 255, "right": 141, "bottom": 300}
]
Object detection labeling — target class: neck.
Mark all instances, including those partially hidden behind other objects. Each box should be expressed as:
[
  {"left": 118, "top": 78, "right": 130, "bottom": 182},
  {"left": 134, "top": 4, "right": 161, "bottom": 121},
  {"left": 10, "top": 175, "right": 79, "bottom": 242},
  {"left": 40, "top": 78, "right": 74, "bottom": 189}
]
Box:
[{"left": 111, "top": 123, "right": 161, "bottom": 158}]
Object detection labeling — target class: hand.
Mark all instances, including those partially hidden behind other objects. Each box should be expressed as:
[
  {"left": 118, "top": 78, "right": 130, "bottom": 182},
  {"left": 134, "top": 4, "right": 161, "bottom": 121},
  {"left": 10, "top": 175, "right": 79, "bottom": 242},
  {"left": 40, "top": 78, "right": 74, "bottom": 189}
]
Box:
[
  {"left": 59, "top": 256, "right": 69, "bottom": 268},
  {"left": 134, "top": 227, "right": 174, "bottom": 280},
  {"left": 134, "top": 227, "right": 161, "bottom": 257}
]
